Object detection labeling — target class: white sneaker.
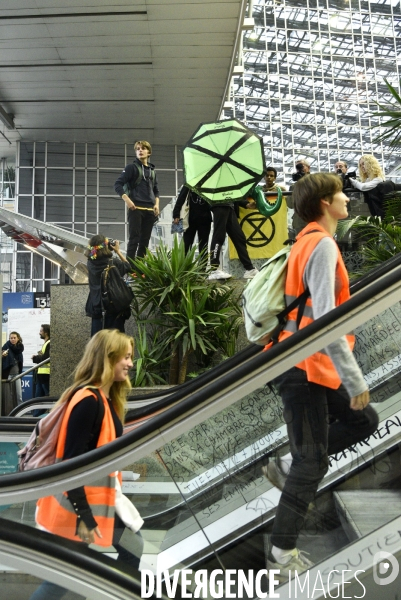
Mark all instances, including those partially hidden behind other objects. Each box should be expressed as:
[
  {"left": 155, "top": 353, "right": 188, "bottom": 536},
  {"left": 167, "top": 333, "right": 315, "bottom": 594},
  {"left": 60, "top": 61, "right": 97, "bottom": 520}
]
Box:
[
  {"left": 243, "top": 268, "right": 259, "bottom": 279},
  {"left": 208, "top": 269, "right": 232, "bottom": 280},
  {"left": 266, "top": 548, "right": 314, "bottom": 583}
]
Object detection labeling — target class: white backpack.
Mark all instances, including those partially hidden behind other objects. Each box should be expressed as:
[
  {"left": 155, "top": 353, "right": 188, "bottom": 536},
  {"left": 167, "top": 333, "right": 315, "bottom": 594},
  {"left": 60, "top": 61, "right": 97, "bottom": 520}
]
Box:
[{"left": 242, "top": 242, "right": 310, "bottom": 346}]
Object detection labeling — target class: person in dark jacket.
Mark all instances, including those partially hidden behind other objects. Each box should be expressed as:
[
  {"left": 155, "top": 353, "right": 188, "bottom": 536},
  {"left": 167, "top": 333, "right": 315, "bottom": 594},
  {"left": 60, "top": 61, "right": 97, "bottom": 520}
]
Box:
[
  {"left": 85, "top": 234, "right": 132, "bottom": 336},
  {"left": 2, "top": 331, "right": 24, "bottom": 403},
  {"left": 172, "top": 185, "right": 212, "bottom": 257},
  {"left": 114, "top": 141, "right": 160, "bottom": 262}
]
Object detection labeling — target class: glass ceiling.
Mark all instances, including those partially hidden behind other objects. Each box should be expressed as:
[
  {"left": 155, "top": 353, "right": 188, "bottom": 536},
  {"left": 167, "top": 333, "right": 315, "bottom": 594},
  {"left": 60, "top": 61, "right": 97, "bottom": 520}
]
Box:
[{"left": 227, "top": 0, "right": 401, "bottom": 184}]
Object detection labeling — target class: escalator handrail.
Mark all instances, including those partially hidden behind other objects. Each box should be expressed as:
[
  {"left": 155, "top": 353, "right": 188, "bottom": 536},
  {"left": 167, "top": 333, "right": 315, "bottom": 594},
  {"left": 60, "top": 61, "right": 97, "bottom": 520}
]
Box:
[
  {"left": 8, "top": 249, "right": 401, "bottom": 421},
  {"left": 0, "top": 517, "right": 164, "bottom": 600},
  {"left": 1, "top": 262, "right": 401, "bottom": 497},
  {"left": 8, "top": 344, "right": 261, "bottom": 418}
]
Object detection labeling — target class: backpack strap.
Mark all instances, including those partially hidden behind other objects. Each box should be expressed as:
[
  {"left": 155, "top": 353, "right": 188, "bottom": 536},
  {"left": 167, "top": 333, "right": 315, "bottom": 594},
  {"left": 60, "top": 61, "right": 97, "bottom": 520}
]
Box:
[
  {"left": 100, "top": 259, "right": 114, "bottom": 327},
  {"left": 87, "top": 387, "right": 105, "bottom": 445},
  {"left": 123, "top": 162, "right": 155, "bottom": 198},
  {"left": 271, "top": 228, "right": 326, "bottom": 344},
  {"left": 67, "top": 385, "right": 105, "bottom": 448}
]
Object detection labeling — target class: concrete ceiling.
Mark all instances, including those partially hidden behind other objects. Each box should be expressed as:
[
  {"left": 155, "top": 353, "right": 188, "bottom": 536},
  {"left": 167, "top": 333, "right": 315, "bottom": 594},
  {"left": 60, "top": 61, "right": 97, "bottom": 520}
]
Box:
[{"left": 0, "top": 0, "right": 245, "bottom": 161}]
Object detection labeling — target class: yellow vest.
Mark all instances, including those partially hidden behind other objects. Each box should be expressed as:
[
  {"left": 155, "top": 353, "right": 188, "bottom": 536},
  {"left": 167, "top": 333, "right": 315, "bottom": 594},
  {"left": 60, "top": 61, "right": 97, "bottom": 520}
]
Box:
[{"left": 38, "top": 339, "right": 50, "bottom": 375}]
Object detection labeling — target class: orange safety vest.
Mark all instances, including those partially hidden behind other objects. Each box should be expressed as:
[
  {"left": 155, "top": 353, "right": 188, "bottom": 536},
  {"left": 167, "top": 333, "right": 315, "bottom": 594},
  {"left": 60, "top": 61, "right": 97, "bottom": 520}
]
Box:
[
  {"left": 277, "top": 221, "right": 355, "bottom": 389},
  {"left": 36, "top": 387, "right": 120, "bottom": 547}
]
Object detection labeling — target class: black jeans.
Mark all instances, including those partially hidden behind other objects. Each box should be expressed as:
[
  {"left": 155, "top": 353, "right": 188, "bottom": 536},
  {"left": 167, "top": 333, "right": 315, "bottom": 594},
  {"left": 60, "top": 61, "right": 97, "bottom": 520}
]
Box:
[
  {"left": 210, "top": 205, "right": 253, "bottom": 270},
  {"left": 91, "top": 313, "right": 127, "bottom": 336},
  {"left": 127, "top": 208, "right": 155, "bottom": 261},
  {"left": 183, "top": 220, "right": 211, "bottom": 257},
  {"left": 271, "top": 367, "right": 379, "bottom": 550}
]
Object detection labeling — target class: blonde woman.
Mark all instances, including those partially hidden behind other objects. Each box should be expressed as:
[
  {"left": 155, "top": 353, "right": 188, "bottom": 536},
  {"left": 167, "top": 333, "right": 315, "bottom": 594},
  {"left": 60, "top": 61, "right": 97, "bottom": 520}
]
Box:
[
  {"left": 350, "top": 155, "right": 386, "bottom": 216},
  {"left": 29, "top": 329, "right": 143, "bottom": 600}
]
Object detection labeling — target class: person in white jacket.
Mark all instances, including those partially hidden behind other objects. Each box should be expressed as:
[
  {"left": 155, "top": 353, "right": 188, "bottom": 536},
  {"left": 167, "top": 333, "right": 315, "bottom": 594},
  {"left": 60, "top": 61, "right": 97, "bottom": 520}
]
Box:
[{"left": 349, "top": 155, "right": 386, "bottom": 216}]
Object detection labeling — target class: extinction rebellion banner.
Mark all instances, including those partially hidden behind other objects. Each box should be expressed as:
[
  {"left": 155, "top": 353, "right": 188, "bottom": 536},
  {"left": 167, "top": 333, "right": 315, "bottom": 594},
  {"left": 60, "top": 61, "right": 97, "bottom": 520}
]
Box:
[{"left": 229, "top": 198, "right": 289, "bottom": 260}]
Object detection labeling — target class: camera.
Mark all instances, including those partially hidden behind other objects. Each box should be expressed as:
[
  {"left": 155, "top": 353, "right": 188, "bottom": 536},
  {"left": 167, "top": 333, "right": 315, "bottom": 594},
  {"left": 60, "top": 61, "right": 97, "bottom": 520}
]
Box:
[
  {"left": 337, "top": 169, "right": 357, "bottom": 190},
  {"left": 108, "top": 238, "right": 116, "bottom": 248},
  {"left": 292, "top": 163, "right": 306, "bottom": 182}
]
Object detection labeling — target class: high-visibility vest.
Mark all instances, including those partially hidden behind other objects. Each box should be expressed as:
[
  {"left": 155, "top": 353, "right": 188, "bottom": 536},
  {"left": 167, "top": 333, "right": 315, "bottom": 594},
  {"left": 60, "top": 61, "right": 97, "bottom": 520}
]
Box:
[
  {"left": 278, "top": 221, "right": 354, "bottom": 389},
  {"left": 36, "top": 387, "right": 120, "bottom": 547},
  {"left": 37, "top": 339, "right": 50, "bottom": 375}
]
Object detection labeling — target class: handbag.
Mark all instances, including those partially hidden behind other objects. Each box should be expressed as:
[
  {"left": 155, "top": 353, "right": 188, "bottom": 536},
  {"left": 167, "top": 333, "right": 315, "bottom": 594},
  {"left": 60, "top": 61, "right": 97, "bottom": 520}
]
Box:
[
  {"left": 114, "top": 477, "right": 144, "bottom": 533},
  {"left": 171, "top": 220, "right": 184, "bottom": 234}
]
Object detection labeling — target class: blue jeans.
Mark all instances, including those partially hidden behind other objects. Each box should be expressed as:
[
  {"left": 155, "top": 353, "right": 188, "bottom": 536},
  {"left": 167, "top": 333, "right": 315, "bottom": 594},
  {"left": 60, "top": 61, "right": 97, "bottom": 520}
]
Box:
[
  {"left": 28, "top": 581, "right": 76, "bottom": 600},
  {"left": 271, "top": 367, "right": 379, "bottom": 550}
]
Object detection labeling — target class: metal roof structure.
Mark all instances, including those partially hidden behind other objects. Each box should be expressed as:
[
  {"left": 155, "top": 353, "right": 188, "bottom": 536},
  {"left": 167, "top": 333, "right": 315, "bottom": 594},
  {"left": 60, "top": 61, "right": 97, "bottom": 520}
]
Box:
[{"left": 0, "top": 0, "right": 246, "bottom": 161}]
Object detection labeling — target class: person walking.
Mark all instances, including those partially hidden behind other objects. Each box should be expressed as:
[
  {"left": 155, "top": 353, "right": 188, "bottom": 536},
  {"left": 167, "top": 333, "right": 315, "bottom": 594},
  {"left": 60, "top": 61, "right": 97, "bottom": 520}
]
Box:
[
  {"left": 28, "top": 329, "right": 143, "bottom": 600},
  {"left": 264, "top": 173, "right": 378, "bottom": 581},
  {"left": 85, "top": 234, "right": 132, "bottom": 336},
  {"left": 114, "top": 140, "right": 160, "bottom": 262},
  {"left": 2, "top": 331, "right": 24, "bottom": 404}
]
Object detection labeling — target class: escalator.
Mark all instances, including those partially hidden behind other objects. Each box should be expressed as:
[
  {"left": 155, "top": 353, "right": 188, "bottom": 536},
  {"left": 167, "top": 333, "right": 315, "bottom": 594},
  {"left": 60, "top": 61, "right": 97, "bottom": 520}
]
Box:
[{"left": 1, "top": 259, "right": 401, "bottom": 598}]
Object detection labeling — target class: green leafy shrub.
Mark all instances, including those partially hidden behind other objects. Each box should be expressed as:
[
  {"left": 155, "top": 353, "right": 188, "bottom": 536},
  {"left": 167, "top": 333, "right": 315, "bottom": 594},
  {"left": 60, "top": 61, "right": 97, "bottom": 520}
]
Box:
[{"left": 130, "top": 238, "right": 242, "bottom": 385}]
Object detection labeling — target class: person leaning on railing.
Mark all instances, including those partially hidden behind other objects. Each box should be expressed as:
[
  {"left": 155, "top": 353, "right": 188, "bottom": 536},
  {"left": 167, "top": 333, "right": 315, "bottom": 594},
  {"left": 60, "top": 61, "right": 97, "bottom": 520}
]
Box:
[{"left": 2, "top": 331, "right": 24, "bottom": 404}]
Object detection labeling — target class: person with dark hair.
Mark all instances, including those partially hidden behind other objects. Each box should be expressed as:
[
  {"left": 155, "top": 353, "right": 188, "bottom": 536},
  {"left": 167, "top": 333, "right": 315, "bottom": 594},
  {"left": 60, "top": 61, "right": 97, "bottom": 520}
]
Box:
[
  {"left": 172, "top": 185, "right": 212, "bottom": 257},
  {"left": 114, "top": 141, "right": 160, "bottom": 262},
  {"left": 287, "top": 159, "right": 313, "bottom": 235},
  {"left": 28, "top": 329, "right": 143, "bottom": 600},
  {"left": 85, "top": 234, "right": 132, "bottom": 336},
  {"left": 264, "top": 173, "right": 378, "bottom": 582},
  {"left": 2, "top": 331, "right": 24, "bottom": 404},
  {"left": 263, "top": 167, "right": 287, "bottom": 193},
  {"left": 333, "top": 160, "right": 347, "bottom": 174},
  {"left": 32, "top": 324, "right": 50, "bottom": 398}
]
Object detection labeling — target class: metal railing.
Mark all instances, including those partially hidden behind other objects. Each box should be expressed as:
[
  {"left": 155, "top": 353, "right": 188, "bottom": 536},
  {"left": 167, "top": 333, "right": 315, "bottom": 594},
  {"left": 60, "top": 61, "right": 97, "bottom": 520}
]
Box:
[{"left": 1, "top": 358, "right": 50, "bottom": 416}]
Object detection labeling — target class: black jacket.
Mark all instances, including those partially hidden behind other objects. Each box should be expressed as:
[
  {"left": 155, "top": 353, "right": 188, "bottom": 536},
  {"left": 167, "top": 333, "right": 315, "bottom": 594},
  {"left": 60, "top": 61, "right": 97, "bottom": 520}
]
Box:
[
  {"left": 363, "top": 180, "right": 401, "bottom": 218},
  {"left": 114, "top": 158, "right": 159, "bottom": 208},
  {"left": 173, "top": 186, "right": 212, "bottom": 223},
  {"left": 2, "top": 340, "right": 24, "bottom": 376},
  {"left": 85, "top": 255, "right": 131, "bottom": 318}
]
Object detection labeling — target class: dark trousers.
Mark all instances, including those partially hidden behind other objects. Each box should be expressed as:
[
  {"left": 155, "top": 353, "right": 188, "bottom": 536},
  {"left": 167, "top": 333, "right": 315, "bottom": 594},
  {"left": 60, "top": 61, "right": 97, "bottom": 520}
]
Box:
[
  {"left": 210, "top": 205, "right": 253, "bottom": 270},
  {"left": 91, "top": 313, "right": 127, "bottom": 336},
  {"left": 33, "top": 374, "right": 50, "bottom": 417},
  {"left": 271, "top": 366, "right": 379, "bottom": 550},
  {"left": 127, "top": 208, "right": 155, "bottom": 261},
  {"left": 183, "top": 220, "right": 211, "bottom": 257}
]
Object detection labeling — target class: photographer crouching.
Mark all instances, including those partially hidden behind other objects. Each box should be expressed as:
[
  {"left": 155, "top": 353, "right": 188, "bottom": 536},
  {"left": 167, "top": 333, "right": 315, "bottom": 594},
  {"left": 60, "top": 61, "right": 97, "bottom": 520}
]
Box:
[{"left": 85, "top": 234, "right": 132, "bottom": 336}]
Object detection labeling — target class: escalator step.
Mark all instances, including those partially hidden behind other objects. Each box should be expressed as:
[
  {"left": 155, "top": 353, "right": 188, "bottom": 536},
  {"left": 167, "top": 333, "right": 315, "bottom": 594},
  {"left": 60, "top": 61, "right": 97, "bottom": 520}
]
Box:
[{"left": 334, "top": 489, "right": 401, "bottom": 541}]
